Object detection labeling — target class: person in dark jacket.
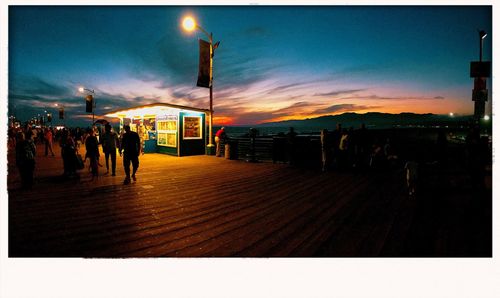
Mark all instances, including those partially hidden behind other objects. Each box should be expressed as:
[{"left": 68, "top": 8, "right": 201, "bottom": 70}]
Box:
[
  {"left": 100, "top": 123, "right": 119, "bottom": 176},
  {"left": 85, "top": 128, "right": 100, "bottom": 179},
  {"left": 61, "top": 129, "right": 78, "bottom": 178},
  {"left": 119, "top": 125, "right": 140, "bottom": 185},
  {"left": 15, "top": 132, "right": 36, "bottom": 189}
]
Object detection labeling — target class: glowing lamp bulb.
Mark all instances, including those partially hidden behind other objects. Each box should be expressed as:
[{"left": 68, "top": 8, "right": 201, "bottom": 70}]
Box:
[
  {"left": 449, "top": 112, "right": 454, "bottom": 117},
  {"left": 78, "top": 87, "right": 85, "bottom": 93},
  {"left": 182, "top": 17, "right": 196, "bottom": 31},
  {"left": 484, "top": 115, "right": 490, "bottom": 121}
]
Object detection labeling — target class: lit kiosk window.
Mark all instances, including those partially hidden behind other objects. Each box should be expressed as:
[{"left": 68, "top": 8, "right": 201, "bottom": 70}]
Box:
[{"left": 105, "top": 103, "right": 208, "bottom": 156}]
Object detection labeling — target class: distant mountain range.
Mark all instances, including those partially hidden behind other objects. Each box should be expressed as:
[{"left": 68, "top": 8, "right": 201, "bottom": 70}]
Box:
[{"left": 258, "top": 112, "right": 472, "bottom": 129}]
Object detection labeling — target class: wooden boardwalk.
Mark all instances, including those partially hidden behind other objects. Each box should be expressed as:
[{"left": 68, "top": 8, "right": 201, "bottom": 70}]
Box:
[{"left": 7, "top": 143, "right": 491, "bottom": 257}]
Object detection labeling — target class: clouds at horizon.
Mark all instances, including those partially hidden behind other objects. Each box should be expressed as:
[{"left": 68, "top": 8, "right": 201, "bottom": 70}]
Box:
[{"left": 8, "top": 6, "right": 492, "bottom": 126}]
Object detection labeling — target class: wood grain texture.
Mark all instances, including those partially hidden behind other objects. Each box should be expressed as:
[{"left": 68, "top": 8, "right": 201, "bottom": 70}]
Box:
[{"left": 8, "top": 142, "right": 491, "bottom": 257}]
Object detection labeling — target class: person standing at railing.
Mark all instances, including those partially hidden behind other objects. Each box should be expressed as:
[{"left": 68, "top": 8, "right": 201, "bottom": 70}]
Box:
[
  {"left": 286, "top": 127, "right": 297, "bottom": 165},
  {"left": 215, "top": 127, "right": 227, "bottom": 157},
  {"left": 320, "top": 129, "right": 330, "bottom": 172}
]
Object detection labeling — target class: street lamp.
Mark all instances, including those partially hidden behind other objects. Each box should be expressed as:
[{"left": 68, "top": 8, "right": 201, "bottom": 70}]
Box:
[
  {"left": 479, "top": 30, "right": 487, "bottom": 62},
  {"left": 78, "top": 87, "right": 96, "bottom": 125},
  {"left": 181, "top": 15, "right": 220, "bottom": 155}
]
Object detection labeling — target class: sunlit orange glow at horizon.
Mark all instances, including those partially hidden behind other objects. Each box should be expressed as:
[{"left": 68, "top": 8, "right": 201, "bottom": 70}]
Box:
[{"left": 213, "top": 116, "right": 234, "bottom": 126}]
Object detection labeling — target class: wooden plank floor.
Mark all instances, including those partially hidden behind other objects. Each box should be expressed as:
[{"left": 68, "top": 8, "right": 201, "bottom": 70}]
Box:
[{"left": 7, "top": 143, "right": 491, "bottom": 257}]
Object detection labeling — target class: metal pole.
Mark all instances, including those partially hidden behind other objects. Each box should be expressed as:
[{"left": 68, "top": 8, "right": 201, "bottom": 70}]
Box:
[
  {"left": 208, "top": 32, "right": 214, "bottom": 149},
  {"left": 92, "top": 90, "right": 96, "bottom": 127},
  {"left": 479, "top": 34, "right": 483, "bottom": 62}
]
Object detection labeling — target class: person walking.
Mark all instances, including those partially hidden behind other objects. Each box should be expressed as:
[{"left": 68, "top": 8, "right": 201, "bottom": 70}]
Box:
[
  {"left": 214, "top": 127, "right": 227, "bottom": 157},
  {"left": 137, "top": 120, "right": 146, "bottom": 155},
  {"left": 44, "top": 128, "right": 55, "bottom": 157},
  {"left": 15, "top": 131, "right": 36, "bottom": 189},
  {"left": 119, "top": 125, "right": 140, "bottom": 185},
  {"left": 85, "top": 128, "right": 100, "bottom": 180},
  {"left": 100, "top": 123, "right": 119, "bottom": 176}
]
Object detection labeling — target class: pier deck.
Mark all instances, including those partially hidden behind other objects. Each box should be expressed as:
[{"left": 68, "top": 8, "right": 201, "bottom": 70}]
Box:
[{"left": 7, "top": 144, "right": 491, "bottom": 257}]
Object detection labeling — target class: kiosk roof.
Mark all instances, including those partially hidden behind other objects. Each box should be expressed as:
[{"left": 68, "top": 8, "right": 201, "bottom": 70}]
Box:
[{"left": 104, "top": 103, "right": 210, "bottom": 118}]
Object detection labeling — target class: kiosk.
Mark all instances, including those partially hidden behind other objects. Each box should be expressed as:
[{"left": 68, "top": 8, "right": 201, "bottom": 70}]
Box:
[{"left": 104, "top": 103, "right": 209, "bottom": 156}]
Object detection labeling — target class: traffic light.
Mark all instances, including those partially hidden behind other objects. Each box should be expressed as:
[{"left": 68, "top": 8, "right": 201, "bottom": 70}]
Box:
[
  {"left": 86, "top": 95, "right": 93, "bottom": 113},
  {"left": 59, "top": 108, "right": 64, "bottom": 119}
]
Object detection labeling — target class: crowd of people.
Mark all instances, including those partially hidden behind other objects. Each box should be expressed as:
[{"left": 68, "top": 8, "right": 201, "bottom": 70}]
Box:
[
  {"left": 281, "top": 123, "right": 491, "bottom": 196},
  {"left": 9, "top": 123, "right": 141, "bottom": 189},
  {"left": 9, "top": 121, "right": 491, "bottom": 196}
]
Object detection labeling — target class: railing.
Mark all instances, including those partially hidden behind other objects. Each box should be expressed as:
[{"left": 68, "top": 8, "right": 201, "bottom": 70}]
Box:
[{"left": 219, "top": 136, "right": 323, "bottom": 169}]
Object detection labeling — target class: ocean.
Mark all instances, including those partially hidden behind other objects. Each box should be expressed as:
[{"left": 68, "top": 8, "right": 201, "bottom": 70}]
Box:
[{"left": 213, "top": 126, "right": 324, "bottom": 138}]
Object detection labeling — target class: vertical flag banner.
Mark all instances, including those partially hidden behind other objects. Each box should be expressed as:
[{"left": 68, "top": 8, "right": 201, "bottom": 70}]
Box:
[
  {"left": 197, "top": 39, "right": 211, "bottom": 88},
  {"left": 86, "top": 95, "right": 94, "bottom": 113}
]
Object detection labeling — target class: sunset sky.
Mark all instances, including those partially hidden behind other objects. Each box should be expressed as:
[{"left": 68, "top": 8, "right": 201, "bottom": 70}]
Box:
[{"left": 8, "top": 5, "right": 492, "bottom": 126}]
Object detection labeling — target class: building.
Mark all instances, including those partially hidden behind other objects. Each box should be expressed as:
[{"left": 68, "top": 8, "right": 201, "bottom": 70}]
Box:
[{"left": 104, "top": 103, "right": 209, "bottom": 156}]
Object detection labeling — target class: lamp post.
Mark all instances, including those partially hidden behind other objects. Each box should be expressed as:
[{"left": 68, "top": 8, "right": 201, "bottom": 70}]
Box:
[
  {"left": 79, "top": 87, "right": 96, "bottom": 125},
  {"left": 479, "top": 30, "right": 487, "bottom": 62},
  {"left": 182, "top": 16, "right": 220, "bottom": 155}
]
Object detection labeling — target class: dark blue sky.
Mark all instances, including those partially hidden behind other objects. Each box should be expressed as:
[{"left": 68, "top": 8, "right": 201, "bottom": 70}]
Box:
[{"left": 8, "top": 6, "right": 492, "bottom": 126}]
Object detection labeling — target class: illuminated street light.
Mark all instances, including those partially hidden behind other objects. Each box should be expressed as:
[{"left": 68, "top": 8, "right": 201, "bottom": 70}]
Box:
[
  {"left": 449, "top": 112, "right": 454, "bottom": 117},
  {"left": 182, "top": 16, "right": 196, "bottom": 31},
  {"left": 478, "top": 30, "right": 487, "bottom": 62},
  {"left": 483, "top": 115, "right": 490, "bottom": 121},
  {"left": 181, "top": 15, "right": 221, "bottom": 155}
]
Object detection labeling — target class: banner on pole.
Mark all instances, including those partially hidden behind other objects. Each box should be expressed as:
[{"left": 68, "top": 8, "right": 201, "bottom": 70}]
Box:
[
  {"left": 197, "top": 39, "right": 211, "bottom": 88},
  {"left": 86, "top": 95, "right": 93, "bottom": 113}
]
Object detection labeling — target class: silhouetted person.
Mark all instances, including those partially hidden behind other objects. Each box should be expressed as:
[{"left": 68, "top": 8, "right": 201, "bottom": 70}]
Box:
[
  {"left": 15, "top": 132, "right": 36, "bottom": 189},
  {"left": 8, "top": 127, "right": 16, "bottom": 149},
  {"left": 286, "top": 127, "right": 297, "bottom": 165},
  {"left": 75, "top": 127, "right": 83, "bottom": 150},
  {"left": 384, "top": 137, "right": 398, "bottom": 168},
  {"left": 466, "top": 126, "right": 482, "bottom": 189},
  {"left": 370, "top": 139, "right": 384, "bottom": 169},
  {"left": 44, "top": 128, "right": 55, "bottom": 157},
  {"left": 137, "top": 120, "right": 146, "bottom": 155},
  {"left": 101, "top": 123, "right": 119, "bottom": 176},
  {"left": 120, "top": 125, "right": 140, "bottom": 185},
  {"left": 331, "top": 124, "right": 342, "bottom": 169},
  {"left": 320, "top": 129, "right": 331, "bottom": 172},
  {"left": 61, "top": 129, "right": 78, "bottom": 178},
  {"left": 338, "top": 128, "right": 349, "bottom": 170},
  {"left": 355, "top": 123, "right": 370, "bottom": 169},
  {"left": 436, "top": 129, "right": 448, "bottom": 167},
  {"left": 405, "top": 151, "right": 419, "bottom": 197},
  {"left": 347, "top": 127, "right": 355, "bottom": 168},
  {"left": 85, "top": 128, "right": 100, "bottom": 180}
]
